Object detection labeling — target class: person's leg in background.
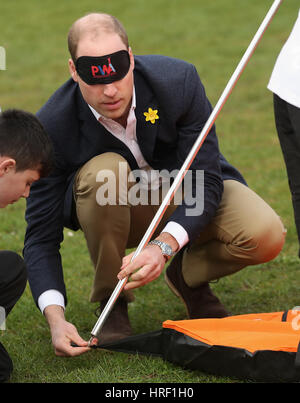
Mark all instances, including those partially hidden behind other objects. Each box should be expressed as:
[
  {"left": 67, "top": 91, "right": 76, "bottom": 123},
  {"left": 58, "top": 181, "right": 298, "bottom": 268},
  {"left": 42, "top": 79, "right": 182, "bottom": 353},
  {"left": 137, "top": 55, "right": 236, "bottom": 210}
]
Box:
[
  {"left": 273, "top": 93, "right": 300, "bottom": 257},
  {"left": 0, "top": 251, "right": 27, "bottom": 382}
]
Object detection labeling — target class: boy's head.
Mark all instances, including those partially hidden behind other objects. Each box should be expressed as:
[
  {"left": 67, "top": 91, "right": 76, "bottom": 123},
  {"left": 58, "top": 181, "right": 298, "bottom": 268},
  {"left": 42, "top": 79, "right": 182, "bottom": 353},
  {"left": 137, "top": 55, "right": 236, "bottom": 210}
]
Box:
[{"left": 0, "top": 109, "right": 54, "bottom": 208}]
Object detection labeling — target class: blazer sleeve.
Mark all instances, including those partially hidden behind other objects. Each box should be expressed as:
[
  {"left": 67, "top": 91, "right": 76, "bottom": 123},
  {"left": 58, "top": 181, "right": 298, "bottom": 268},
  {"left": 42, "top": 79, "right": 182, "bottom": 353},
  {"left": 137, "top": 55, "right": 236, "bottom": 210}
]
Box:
[
  {"left": 166, "top": 63, "right": 224, "bottom": 243},
  {"left": 23, "top": 163, "right": 69, "bottom": 307}
]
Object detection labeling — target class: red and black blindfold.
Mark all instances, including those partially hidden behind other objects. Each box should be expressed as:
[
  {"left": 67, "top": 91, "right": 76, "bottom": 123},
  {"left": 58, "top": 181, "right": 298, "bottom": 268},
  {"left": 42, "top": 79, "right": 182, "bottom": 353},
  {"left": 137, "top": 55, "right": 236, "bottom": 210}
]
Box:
[{"left": 75, "top": 50, "right": 130, "bottom": 85}]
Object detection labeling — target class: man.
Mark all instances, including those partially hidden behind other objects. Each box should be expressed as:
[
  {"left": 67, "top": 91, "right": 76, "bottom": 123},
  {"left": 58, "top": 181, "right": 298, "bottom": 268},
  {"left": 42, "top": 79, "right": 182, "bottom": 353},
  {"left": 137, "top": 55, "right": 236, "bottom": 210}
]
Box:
[
  {"left": 0, "top": 108, "right": 53, "bottom": 381},
  {"left": 24, "top": 13, "right": 286, "bottom": 357}
]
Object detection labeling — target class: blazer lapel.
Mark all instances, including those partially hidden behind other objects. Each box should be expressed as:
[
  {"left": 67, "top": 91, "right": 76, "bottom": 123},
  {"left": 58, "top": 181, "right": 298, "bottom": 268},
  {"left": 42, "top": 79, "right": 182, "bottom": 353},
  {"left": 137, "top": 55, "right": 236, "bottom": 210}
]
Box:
[
  {"left": 76, "top": 71, "right": 160, "bottom": 169},
  {"left": 134, "top": 72, "right": 160, "bottom": 164}
]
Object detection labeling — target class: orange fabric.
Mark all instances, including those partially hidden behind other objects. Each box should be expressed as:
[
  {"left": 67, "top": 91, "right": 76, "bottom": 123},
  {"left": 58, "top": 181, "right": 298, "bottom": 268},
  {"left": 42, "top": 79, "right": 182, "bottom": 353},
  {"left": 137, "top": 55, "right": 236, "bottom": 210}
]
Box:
[{"left": 163, "top": 311, "right": 300, "bottom": 353}]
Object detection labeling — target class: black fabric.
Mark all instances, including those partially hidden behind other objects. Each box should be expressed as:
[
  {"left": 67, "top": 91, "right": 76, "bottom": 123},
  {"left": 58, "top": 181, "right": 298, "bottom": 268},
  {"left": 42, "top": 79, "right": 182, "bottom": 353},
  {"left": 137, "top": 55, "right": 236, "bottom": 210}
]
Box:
[
  {"left": 273, "top": 93, "right": 300, "bottom": 255},
  {"left": 98, "top": 329, "right": 164, "bottom": 356},
  {"left": 0, "top": 251, "right": 27, "bottom": 382},
  {"left": 96, "top": 327, "right": 300, "bottom": 383},
  {"left": 0, "top": 342, "right": 12, "bottom": 383},
  {"left": 281, "top": 310, "right": 289, "bottom": 322},
  {"left": 75, "top": 50, "right": 130, "bottom": 85},
  {"left": 0, "top": 251, "right": 27, "bottom": 315},
  {"left": 296, "top": 342, "right": 300, "bottom": 369}
]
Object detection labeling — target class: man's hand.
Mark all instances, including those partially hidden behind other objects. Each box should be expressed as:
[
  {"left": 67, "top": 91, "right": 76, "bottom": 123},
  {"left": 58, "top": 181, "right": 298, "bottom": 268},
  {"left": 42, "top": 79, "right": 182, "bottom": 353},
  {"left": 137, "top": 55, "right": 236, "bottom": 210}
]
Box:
[
  {"left": 44, "top": 305, "right": 90, "bottom": 357},
  {"left": 118, "top": 232, "right": 179, "bottom": 290}
]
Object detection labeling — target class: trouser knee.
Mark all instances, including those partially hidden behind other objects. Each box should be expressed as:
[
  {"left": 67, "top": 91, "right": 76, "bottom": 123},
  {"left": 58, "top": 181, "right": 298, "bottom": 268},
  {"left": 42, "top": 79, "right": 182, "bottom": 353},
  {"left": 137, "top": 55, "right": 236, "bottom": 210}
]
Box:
[
  {"left": 258, "top": 216, "right": 286, "bottom": 263},
  {"left": 238, "top": 213, "right": 286, "bottom": 265},
  {"left": 74, "top": 152, "right": 131, "bottom": 207},
  {"left": 74, "top": 154, "right": 135, "bottom": 302}
]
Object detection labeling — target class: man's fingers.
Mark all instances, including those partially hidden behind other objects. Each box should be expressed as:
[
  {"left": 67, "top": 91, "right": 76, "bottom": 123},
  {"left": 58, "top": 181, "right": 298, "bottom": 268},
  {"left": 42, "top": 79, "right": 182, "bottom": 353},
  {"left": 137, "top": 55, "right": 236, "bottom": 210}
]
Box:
[
  {"left": 69, "top": 346, "right": 91, "bottom": 356},
  {"left": 72, "top": 333, "right": 89, "bottom": 347},
  {"left": 55, "top": 339, "right": 90, "bottom": 357},
  {"left": 118, "top": 247, "right": 161, "bottom": 280},
  {"left": 118, "top": 255, "right": 142, "bottom": 280},
  {"left": 124, "top": 272, "right": 158, "bottom": 290},
  {"left": 124, "top": 264, "right": 161, "bottom": 290},
  {"left": 55, "top": 345, "right": 90, "bottom": 357},
  {"left": 52, "top": 324, "right": 91, "bottom": 357},
  {"left": 130, "top": 264, "right": 156, "bottom": 281},
  {"left": 118, "top": 246, "right": 165, "bottom": 290},
  {"left": 121, "top": 253, "right": 134, "bottom": 269}
]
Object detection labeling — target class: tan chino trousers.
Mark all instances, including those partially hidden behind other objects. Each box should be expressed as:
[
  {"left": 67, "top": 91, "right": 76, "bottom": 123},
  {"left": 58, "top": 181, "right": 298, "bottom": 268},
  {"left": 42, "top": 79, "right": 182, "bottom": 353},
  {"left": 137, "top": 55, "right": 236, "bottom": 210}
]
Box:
[{"left": 74, "top": 153, "right": 286, "bottom": 303}]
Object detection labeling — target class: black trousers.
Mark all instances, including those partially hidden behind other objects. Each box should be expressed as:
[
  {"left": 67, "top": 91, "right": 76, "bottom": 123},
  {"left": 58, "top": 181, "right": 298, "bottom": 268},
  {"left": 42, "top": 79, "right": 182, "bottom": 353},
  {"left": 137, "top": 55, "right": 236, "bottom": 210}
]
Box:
[
  {"left": 0, "top": 251, "right": 27, "bottom": 382},
  {"left": 273, "top": 94, "right": 300, "bottom": 257}
]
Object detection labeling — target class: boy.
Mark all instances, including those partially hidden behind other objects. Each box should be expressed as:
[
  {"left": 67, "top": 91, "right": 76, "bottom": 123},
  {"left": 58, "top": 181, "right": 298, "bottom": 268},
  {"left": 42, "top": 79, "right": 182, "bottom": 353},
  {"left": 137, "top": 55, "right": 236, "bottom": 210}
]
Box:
[{"left": 0, "top": 108, "right": 53, "bottom": 382}]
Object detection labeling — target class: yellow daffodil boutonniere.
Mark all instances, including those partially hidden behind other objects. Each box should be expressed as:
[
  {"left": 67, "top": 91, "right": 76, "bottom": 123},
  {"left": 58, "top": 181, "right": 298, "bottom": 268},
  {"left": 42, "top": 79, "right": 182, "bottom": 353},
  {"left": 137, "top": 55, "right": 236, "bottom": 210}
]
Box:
[{"left": 144, "top": 107, "right": 159, "bottom": 124}]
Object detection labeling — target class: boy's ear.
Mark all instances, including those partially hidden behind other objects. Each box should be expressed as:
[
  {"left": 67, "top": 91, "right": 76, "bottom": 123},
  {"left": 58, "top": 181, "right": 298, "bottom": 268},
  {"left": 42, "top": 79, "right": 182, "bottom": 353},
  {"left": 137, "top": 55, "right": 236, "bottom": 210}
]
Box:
[{"left": 0, "top": 158, "right": 16, "bottom": 177}]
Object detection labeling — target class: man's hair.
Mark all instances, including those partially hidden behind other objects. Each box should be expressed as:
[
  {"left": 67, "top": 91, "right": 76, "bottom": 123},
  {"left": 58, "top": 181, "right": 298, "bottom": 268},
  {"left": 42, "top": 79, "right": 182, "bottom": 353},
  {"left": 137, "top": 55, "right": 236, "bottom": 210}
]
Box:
[
  {"left": 68, "top": 13, "right": 129, "bottom": 62},
  {"left": 0, "top": 109, "right": 54, "bottom": 177}
]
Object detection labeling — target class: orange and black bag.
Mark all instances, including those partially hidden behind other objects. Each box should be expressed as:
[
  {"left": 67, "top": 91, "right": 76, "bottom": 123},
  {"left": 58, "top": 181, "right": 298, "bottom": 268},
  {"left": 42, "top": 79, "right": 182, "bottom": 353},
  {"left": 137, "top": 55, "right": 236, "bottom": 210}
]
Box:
[{"left": 98, "top": 310, "right": 300, "bottom": 382}]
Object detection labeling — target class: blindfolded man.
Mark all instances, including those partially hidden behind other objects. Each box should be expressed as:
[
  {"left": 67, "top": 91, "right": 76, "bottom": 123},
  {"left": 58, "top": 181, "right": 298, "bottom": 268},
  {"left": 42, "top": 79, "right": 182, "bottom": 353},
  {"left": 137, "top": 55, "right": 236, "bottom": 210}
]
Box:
[{"left": 24, "top": 13, "right": 286, "bottom": 357}]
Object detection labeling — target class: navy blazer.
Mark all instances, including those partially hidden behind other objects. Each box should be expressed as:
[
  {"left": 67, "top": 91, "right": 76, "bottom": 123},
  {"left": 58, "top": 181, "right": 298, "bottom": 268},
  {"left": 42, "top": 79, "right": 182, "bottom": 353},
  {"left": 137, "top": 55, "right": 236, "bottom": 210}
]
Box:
[{"left": 24, "top": 55, "right": 246, "bottom": 305}]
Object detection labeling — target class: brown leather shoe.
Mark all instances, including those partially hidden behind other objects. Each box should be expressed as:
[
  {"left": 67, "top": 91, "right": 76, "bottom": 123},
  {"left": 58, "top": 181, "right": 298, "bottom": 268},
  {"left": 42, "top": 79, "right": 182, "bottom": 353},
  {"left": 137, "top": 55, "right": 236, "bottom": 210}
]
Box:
[
  {"left": 165, "top": 250, "right": 229, "bottom": 319},
  {"left": 95, "top": 298, "right": 133, "bottom": 345}
]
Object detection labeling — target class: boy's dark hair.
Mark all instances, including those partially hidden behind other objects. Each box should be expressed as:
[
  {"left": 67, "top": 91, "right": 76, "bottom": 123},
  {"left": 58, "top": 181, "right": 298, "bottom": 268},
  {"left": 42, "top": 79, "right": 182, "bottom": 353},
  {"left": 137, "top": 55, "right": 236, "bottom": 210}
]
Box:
[{"left": 0, "top": 109, "right": 54, "bottom": 177}]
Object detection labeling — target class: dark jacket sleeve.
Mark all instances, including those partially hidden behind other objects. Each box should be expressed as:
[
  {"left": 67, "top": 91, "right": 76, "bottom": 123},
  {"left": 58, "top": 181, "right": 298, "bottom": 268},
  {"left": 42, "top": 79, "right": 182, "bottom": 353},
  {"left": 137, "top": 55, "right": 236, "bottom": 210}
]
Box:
[
  {"left": 23, "top": 164, "right": 69, "bottom": 306},
  {"left": 23, "top": 80, "right": 80, "bottom": 307}
]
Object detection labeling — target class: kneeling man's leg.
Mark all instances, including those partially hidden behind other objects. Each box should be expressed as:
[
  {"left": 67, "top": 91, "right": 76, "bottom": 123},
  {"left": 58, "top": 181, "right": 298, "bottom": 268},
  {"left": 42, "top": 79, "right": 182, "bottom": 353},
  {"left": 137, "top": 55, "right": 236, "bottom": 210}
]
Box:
[
  {"left": 183, "top": 179, "right": 286, "bottom": 286},
  {"left": 74, "top": 153, "right": 156, "bottom": 343},
  {"left": 165, "top": 180, "right": 285, "bottom": 319}
]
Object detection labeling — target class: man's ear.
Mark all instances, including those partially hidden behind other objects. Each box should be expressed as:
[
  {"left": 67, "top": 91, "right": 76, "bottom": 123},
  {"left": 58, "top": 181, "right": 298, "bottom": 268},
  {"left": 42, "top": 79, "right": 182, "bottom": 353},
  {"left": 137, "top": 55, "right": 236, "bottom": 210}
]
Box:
[
  {"left": 68, "top": 58, "right": 78, "bottom": 82},
  {"left": 0, "top": 158, "right": 16, "bottom": 177},
  {"left": 128, "top": 47, "right": 135, "bottom": 71}
]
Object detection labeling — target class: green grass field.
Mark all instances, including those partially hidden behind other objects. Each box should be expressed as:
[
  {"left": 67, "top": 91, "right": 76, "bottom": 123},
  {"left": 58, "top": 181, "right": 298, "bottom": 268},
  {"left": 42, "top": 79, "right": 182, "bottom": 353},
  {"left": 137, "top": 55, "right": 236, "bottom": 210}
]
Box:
[{"left": 0, "top": 0, "right": 299, "bottom": 383}]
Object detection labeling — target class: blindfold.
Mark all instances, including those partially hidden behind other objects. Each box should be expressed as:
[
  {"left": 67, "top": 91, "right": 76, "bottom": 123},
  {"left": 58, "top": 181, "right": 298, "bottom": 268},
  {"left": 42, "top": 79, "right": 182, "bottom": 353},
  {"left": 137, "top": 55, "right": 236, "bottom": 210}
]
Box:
[{"left": 75, "top": 50, "right": 130, "bottom": 85}]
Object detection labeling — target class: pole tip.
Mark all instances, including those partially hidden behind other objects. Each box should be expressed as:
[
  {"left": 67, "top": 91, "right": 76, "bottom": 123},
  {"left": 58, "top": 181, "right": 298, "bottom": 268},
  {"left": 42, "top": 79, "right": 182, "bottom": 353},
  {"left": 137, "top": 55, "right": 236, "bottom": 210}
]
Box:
[{"left": 88, "top": 336, "right": 99, "bottom": 347}]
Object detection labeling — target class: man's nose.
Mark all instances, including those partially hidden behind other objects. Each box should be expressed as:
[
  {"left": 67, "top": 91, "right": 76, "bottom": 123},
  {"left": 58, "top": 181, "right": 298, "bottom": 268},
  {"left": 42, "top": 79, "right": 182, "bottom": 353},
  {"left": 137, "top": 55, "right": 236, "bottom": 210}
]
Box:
[{"left": 103, "top": 83, "right": 117, "bottom": 97}]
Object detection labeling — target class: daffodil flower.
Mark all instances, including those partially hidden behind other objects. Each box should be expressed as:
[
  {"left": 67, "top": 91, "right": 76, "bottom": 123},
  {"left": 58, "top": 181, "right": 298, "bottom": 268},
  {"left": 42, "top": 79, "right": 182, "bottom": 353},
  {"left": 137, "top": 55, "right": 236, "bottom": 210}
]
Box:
[{"left": 144, "top": 107, "right": 159, "bottom": 124}]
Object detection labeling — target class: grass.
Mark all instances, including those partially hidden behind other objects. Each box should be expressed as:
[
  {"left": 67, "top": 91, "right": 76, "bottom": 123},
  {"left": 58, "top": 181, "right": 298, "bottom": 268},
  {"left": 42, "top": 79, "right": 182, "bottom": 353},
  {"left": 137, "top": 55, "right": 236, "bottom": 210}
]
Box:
[{"left": 0, "top": 0, "right": 299, "bottom": 383}]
